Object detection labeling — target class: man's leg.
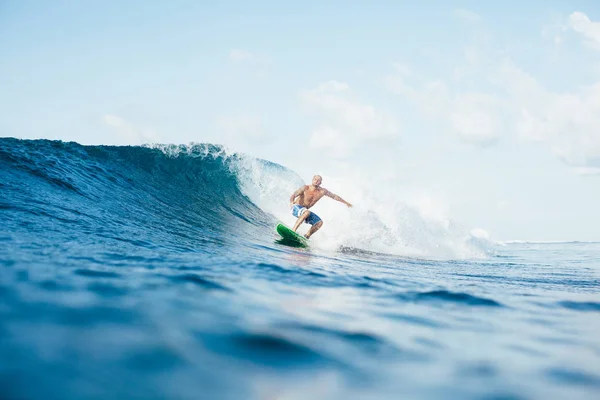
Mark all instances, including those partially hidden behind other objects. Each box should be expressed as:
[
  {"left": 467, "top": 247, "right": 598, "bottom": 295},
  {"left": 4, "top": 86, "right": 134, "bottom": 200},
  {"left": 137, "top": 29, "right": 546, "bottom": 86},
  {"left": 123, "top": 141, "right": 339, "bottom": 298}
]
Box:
[
  {"left": 292, "top": 210, "right": 310, "bottom": 232},
  {"left": 305, "top": 220, "right": 323, "bottom": 239}
]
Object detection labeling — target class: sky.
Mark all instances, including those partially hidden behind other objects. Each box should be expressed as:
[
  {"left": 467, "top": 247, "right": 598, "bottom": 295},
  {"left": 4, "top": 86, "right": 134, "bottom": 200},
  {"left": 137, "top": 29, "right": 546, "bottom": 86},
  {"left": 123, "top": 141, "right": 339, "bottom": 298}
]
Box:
[{"left": 1, "top": 0, "right": 599, "bottom": 242}]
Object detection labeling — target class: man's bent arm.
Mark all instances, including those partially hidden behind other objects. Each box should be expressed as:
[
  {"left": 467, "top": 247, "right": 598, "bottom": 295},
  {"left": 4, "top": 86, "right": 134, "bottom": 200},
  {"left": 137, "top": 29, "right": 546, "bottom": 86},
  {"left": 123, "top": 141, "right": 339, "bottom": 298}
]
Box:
[
  {"left": 290, "top": 186, "right": 307, "bottom": 207},
  {"left": 325, "top": 190, "right": 352, "bottom": 207}
]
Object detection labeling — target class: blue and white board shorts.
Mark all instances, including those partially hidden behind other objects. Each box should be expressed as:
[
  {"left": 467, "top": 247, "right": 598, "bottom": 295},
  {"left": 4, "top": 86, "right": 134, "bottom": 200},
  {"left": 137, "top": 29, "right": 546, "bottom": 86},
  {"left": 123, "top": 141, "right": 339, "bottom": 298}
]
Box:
[{"left": 291, "top": 204, "right": 322, "bottom": 225}]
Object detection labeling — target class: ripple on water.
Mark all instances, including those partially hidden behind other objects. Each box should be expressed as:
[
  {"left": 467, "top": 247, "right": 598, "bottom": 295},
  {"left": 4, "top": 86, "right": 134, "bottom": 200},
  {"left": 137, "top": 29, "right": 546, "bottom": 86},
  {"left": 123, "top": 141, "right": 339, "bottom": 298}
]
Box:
[
  {"left": 58, "top": 305, "right": 141, "bottom": 327},
  {"left": 545, "top": 367, "right": 600, "bottom": 388},
  {"left": 412, "top": 337, "right": 446, "bottom": 350},
  {"left": 252, "top": 262, "right": 328, "bottom": 280},
  {"left": 74, "top": 268, "right": 121, "bottom": 279},
  {"left": 479, "top": 394, "right": 529, "bottom": 400},
  {"left": 123, "top": 345, "right": 187, "bottom": 373},
  {"left": 10, "top": 302, "right": 142, "bottom": 327},
  {"left": 506, "top": 344, "right": 548, "bottom": 358},
  {"left": 394, "top": 290, "right": 504, "bottom": 308},
  {"left": 458, "top": 360, "right": 499, "bottom": 378},
  {"left": 557, "top": 301, "right": 600, "bottom": 313},
  {"left": 381, "top": 312, "right": 448, "bottom": 329},
  {"left": 37, "top": 280, "right": 74, "bottom": 292},
  {"left": 87, "top": 282, "right": 128, "bottom": 297},
  {"left": 168, "top": 273, "right": 230, "bottom": 291},
  {"left": 197, "top": 331, "right": 342, "bottom": 370},
  {"left": 278, "top": 322, "right": 404, "bottom": 358}
]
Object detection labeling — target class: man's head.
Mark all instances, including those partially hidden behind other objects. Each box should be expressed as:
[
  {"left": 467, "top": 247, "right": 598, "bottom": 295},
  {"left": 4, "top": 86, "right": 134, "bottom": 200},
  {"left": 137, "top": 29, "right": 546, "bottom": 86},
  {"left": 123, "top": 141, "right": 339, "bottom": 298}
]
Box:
[{"left": 312, "top": 175, "right": 322, "bottom": 187}]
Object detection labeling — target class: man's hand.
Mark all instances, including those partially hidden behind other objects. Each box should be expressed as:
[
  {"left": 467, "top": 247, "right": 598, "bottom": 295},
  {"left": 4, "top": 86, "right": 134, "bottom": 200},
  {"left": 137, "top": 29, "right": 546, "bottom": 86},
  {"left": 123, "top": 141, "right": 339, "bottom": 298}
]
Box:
[{"left": 346, "top": 202, "right": 353, "bottom": 208}]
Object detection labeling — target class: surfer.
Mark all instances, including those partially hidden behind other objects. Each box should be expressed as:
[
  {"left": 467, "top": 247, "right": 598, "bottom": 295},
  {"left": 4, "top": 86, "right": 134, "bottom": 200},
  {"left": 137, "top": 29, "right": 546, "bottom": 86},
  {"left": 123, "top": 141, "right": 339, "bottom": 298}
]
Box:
[{"left": 289, "top": 175, "right": 352, "bottom": 239}]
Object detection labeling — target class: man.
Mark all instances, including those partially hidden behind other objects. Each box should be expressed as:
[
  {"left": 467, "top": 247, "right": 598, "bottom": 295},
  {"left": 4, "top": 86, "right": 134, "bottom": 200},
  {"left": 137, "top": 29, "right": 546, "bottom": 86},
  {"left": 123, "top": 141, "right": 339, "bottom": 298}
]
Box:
[{"left": 289, "top": 175, "right": 353, "bottom": 239}]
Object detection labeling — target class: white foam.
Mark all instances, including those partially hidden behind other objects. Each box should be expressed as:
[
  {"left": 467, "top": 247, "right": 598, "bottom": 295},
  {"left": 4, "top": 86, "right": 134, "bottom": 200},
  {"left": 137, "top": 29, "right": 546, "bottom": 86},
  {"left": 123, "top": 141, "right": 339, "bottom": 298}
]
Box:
[{"left": 233, "top": 158, "right": 494, "bottom": 260}]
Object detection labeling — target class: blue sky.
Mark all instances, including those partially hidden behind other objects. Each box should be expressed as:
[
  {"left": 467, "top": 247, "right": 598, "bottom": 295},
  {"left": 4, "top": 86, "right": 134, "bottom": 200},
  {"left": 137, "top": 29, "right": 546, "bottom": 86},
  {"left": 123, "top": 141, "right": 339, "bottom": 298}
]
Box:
[{"left": 1, "top": 0, "right": 599, "bottom": 241}]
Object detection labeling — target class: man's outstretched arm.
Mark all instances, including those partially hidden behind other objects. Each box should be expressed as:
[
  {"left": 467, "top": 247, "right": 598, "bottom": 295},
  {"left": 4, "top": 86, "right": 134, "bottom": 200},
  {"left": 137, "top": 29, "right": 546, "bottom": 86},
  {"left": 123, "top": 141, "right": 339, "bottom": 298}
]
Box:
[
  {"left": 290, "top": 185, "right": 308, "bottom": 208},
  {"left": 325, "top": 190, "right": 352, "bottom": 208}
]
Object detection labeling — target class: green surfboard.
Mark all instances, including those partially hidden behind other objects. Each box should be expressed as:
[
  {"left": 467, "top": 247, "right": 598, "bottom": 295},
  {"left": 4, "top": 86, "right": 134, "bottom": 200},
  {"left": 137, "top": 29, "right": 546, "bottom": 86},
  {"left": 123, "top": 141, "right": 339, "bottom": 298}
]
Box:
[{"left": 276, "top": 223, "right": 308, "bottom": 248}]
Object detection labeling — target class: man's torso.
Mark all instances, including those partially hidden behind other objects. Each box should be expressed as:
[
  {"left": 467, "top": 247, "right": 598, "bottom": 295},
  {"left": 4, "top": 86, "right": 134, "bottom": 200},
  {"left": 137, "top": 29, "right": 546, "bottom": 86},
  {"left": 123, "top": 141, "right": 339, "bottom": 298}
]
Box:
[{"left": 295, "top": 186, "right": 326, "bottom": 209}]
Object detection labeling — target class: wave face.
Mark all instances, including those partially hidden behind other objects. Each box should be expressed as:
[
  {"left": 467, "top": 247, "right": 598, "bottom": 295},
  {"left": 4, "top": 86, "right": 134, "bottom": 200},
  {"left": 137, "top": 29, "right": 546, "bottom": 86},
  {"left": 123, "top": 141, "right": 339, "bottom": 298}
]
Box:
[
  {"left": 1, "top": 138, "right": 278, "bottom": 255},
  {"left": 2, "top": 138, "right": 599, "bottom": 400}
]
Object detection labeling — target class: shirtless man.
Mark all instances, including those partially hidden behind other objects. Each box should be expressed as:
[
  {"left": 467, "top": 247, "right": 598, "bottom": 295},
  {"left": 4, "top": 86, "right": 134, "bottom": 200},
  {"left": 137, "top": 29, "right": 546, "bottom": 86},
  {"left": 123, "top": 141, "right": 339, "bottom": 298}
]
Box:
[{"left": 289, "top": 175, "right": 352, "bottom": 239}]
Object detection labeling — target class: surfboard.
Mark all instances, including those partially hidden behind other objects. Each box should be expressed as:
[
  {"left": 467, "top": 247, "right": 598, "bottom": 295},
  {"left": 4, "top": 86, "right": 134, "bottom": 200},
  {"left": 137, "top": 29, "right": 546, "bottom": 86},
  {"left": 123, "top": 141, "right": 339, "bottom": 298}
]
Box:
[{"left": 276, "top": 223, "right": 308, "bottom": 247}]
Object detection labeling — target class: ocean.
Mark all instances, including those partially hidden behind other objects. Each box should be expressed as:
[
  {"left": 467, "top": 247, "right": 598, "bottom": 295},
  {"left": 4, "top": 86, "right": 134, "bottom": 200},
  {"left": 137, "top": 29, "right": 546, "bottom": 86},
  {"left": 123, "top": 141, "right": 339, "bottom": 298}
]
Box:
[{"left": 1, "top": 138, "right": 599, "bottom": 400}]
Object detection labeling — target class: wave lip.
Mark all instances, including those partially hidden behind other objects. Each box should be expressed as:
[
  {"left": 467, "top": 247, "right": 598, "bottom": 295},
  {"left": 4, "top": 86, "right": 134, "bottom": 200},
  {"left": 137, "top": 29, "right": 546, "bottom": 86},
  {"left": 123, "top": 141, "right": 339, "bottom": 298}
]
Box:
[{"left": 395, "top": 289, "right": 504, "bottom": 307}]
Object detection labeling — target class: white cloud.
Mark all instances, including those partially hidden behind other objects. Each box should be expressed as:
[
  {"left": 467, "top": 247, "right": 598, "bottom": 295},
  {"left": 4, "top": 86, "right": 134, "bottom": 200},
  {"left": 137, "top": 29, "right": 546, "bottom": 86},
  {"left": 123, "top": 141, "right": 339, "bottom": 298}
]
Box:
[
  {"left": 448, "top": 93, "right": 502, "bottom": 145},
  {"left": 215, "top": 113, "right": 270, "bottom": 147},
  {"left": 386, "top": 40, "right": 600, "bottom": 170},
  {"left": 454, "top": 9, "right": 482, "bottom": 24},
  {"left": 573, "top": 166, "right": 600, "bottom": 176},
  {"left": 308, "top": 126, "right": 349, "bottom": 157},
  {"left": 102, "top": 114, "right": 161, "bottom": 145},
  {"left": 496, "top": 60, "right": 600, "bottom": 170},
  {"left": 229, "top": 49, "right": 254, "bottom": 62},
  {"left": 316, "top": 80, "right": 349, "bottom": 92},
  {"left": 497, "top": 200, "right": 510, "bottom": 210},
  {"left": 384, "top": 64, "right": 502, "bottom": 145},
  {"left": 541, "top": 16, "right": 568, "bottom": 49},
  {"left": 301, "top": 80, "right": 400, "bottom": 158},
  {"left": 567, "top": 12, "right": 600, "bottom": 51},
  {"left": 382, "top": 63, "right": 414, "bottom": 97},
  {"left": 554, "top": 35, "right": 564, "bottom": 46}
]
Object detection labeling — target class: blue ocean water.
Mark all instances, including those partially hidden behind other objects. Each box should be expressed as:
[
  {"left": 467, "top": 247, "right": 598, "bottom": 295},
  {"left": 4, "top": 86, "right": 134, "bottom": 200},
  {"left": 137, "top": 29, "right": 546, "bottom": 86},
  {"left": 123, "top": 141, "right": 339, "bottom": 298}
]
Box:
[{"left": 1, "top": 138, "right": 599, "bottom": 400}]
